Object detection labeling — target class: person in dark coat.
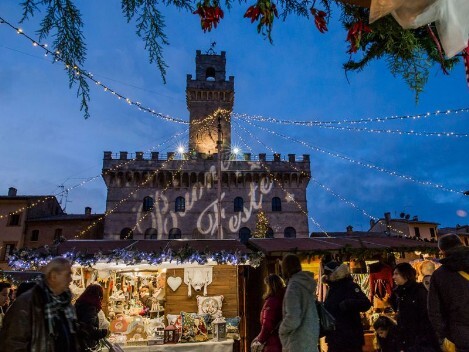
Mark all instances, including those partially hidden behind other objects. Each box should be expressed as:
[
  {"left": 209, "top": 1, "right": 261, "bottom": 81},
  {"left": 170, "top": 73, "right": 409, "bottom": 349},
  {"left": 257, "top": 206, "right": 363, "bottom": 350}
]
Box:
[
  {"left": 373, "top": 315, "right": 399, "bottom": 352},
  {"left": 323, "top": 261, "right": 371, "bottom": 352},
  {"left": 428, "top": 233, "right": 469, "bottom": 352},
  {"left": 0, "top": 257, "right": 79, "bottom": 352},
  {"left": 75, "top": 284, "right": 108, "bottom": 352},
  {"left": 390, "top": 262, "right": 439, "bottom": 352},
  {"left": 253, "top": 274, "right": 285, "bottom": 352}
]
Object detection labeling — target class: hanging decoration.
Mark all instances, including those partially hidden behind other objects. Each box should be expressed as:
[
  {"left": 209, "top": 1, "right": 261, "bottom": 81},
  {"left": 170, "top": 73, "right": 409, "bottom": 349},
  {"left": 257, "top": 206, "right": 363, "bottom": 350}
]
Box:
[
  {"left": 193, "top": 0, "right": 224, "bottom": 32},
  {"left": 7, "top": 244, "right": 264, "bottom": 271},
  {"left": 244, "top": 0, "right": 278, "bottom": 43},
  {"left": 166, "top": 276, "right": 183, "bottom": 292},
  {"left": 184, "top": 267, "right": 213, "bottom": 297}
]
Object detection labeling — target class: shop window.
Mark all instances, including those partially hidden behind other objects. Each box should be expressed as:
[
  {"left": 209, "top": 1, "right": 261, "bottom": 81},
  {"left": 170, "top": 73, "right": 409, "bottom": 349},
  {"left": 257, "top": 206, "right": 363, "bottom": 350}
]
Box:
[
  {"left": 284, "top": 227, "right": 296, "bottom": 238},
  {"left": 430, "top": 228, "right": 436, "bottom": 238},
  {"left": 120, "top": 228, "right": 133, "bottom": 240},
  {"left": 145, "top": 228, "right": 158, "bottom": 239},
  {"left": 175, "top": 197, "right": 185, "bottom": 212},
  {"left": 272, "top": 197, "right": 282, "bottom": 212},
  {"left": 7, "top": 213, "right": 21, "bottom": 226},
  {"left": 143, "top": 196, "right": 154, "bottom": 212},
  {"left": 31, "top": 230, "right": 39, "bottom": 242},
  {"left": 266, "top": 227, "right": 274, "bottom": 238},
  {"left": 414, "top": 227, "right": 421, "bottom": 238},
  {"left": 239, "top": 227, "right": 251, "bottom": 244},
  {"left": 54, "top": 228, "right": 63, "bottom": 242},
  {"left": 169, "top": 228, "right": 182, "bottom": 239},
  {"left": 234, "top": 197, "right": 243, "bottom": 212}
]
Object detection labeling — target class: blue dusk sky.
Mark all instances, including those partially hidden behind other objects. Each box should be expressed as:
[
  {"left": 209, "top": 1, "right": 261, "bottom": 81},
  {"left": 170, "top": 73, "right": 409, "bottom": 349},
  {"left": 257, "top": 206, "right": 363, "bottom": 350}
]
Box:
[{"left": 0, "top": 2, "right": 468, "bottom": 233}]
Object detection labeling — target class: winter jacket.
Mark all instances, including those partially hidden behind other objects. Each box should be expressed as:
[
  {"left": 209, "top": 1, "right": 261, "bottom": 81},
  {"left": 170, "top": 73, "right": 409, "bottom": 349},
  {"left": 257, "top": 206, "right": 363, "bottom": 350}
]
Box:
[
  {"left": 324, "top": 264, "right": 371, "bottom": 352},
  {"left": 0, "top": 283, "right": 79, "bottom": 352},
  {"left": 256, "top": 288, "right": 285, "bottom": 352},
  {"left": 75, "top": 301, "right": 108, "bottom": 352},
  {"left": 279, "top": 271, "right": 319, "bottom": 352},
  {"left": 428, "top": 246, "right": 469, "bottom": 351},
  {"left": 391, "top": 281, "right": 439, "bottom": 352}
]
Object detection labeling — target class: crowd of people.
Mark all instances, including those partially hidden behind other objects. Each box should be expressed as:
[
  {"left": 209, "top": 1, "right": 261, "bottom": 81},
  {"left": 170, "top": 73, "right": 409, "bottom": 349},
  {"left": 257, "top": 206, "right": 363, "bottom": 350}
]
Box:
[
  {"left": 0, "top": 233, "right": 467, "bottom": 352},
  {"left": 253, "top": 233, "right": 469, "bottom": 352},
  {"left": 0, "top": 257, "right": 109, "bottom": 352}
]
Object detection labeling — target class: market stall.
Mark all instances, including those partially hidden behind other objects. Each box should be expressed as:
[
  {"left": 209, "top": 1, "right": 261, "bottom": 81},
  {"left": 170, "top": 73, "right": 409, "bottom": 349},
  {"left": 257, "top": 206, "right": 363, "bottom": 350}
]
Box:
[
  {"left": 8, "top": 239, "right": 263, "bottom": 352},
  {"left": 247, "top": 234, "right": 438, "bottom": 352}
]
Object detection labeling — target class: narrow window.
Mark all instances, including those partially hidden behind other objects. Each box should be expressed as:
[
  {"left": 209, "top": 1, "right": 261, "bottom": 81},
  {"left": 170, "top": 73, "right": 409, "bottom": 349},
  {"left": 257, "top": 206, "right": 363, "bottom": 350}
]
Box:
[
  {"left": 54, "top": 229, "right": 63, "bottom": 241},
  {"left": 145, "top": 228, "right": 158, "bottom": 239},
  {"left": 143, "top": 196, "right": 154, "bottom": 212},
  {"left": 414, "top": 227, "right": 421, "bottom": 238},
  {"left": 266, "top": 227, "right": 274, "bottom": 239},
  {"left": 120, "top": 228, "right": 133, "bottom": 240},
  {"left": 429, "top": 228, "right": 435, "bottom": 238},
  {"left": 2, "top": 243, "right": 16, "bottom": 261},
  {"left": 239, "top": 227, "right": 251, "bottom": 244},
  {"left": 7, "top": 213, "right": 21, "bottom": 226},
  {"left": 272, "top": 197, "right": 282, "bottom": 212},
  {"left": 284, "top": 227, "right": 296, "bottom": 238},
  {"left": 169, "top": 228, "right": 182, "bottom": 239},
  {"left": 175, "top": 197, "right": 185, "bottom": 212},
  {"left": 31, "top": 230, "right": 39, "bottom": 242},
  {"left": 234, "top": 197, "right": 244, "bottom": 212}
]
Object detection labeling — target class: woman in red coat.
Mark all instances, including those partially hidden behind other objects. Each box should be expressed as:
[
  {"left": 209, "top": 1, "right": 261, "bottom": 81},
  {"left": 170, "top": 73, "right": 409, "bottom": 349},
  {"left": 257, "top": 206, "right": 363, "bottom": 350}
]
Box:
[{"left": 254, "top": 274, "right": 286, "bottom": 352}]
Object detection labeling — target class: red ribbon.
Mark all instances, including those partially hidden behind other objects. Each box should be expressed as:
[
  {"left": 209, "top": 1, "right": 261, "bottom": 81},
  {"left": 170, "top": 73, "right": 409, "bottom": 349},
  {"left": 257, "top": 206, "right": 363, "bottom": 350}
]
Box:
[
  {"left": 426, "top": 25, "right": 448, "bottom": 75},
  {"left": 463, "top": 40, "right": 469, "bottom": 88}
]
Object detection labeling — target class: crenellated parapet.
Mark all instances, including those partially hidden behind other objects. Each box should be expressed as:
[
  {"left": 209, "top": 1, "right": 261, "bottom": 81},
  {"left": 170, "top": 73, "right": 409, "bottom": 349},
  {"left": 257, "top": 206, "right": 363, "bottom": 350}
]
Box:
[{"left": 102, "top": 151, "right": 311, "bottom": 188}]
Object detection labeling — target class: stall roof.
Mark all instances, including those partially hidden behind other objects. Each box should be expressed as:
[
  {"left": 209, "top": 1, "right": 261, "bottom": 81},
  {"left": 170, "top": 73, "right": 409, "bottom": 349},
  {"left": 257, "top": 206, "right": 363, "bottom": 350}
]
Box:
[
  {"left": 57, "top": 239, "right": 251, "bottom": 255},
  {"left": 248, "top": 235, "right": 437, "bottom": 256}
]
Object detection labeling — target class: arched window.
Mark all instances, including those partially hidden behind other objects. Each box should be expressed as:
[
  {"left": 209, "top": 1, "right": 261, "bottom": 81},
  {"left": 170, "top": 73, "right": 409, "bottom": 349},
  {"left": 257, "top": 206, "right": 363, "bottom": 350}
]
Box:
[
  {"left": 234, "top": 197, "right": 244, "bottom": 212},
  {"left": 143, "top": 196, "right": 154, "bottom": 212},
  {"left": 175, "top": 196, "right": 185, "bottom": 212},
  {"left": 145, "top": 228, "right": 158, "bottom": 239},
  {"left": 169, "top": 228, "right": 182, "bottom": 239},
  {"left": 266, "top": 227, "right": 274, "bottom": 239},
  {"left": 206, "top": 67, "right": 216, "bottom": 81},
  {"left": 284, "top": 227, "right": 296, "bottom": 238},
  {"left": 120, "top": 227, "right": 133, "bottom": 240},
  {"left": 272, "top": 197, "right": 282, "bottom": 211},
  {"left": 239, "top": 227, "right": 251, "bottom": 244}
]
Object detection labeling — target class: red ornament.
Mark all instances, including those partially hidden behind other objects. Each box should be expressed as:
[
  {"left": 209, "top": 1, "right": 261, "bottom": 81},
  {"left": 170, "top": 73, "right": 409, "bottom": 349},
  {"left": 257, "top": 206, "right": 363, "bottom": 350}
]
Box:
[
  {"left": 346, "top": 20, "right": 372, "bottom": 53},
  {"left": 193, "top": 1, "right": 224, "bottom": 32},
  {"left": 244, "top": 0, "right": 278, "bottom": 40},
  {"left": 310, "top": 8, "right": 328, "bottom": 33}
]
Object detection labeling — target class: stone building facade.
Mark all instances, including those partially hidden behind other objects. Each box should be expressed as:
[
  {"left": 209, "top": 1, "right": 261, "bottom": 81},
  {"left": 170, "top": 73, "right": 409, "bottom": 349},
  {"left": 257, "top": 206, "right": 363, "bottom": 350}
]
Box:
[{"left": 102, "top": 50, "right": 311, "bottom": 241}]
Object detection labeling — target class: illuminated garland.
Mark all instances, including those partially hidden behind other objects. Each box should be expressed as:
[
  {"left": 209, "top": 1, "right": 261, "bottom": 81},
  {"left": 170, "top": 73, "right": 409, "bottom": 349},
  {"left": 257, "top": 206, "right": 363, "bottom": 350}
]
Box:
[
  {"left": 240, "top": 117, "right": 466, "bottom": 195},
  {"left": 233, "top": 107, "right": 469, "bottom": 126},
  {"left": 0, "top": 129, "right": 188, "bottom": 220},
  {"left": 233, "top": 121, "right": 328, "bottom": 234},
  {"left": 7, "top": 245, "right": 264, "bottom": 271}
]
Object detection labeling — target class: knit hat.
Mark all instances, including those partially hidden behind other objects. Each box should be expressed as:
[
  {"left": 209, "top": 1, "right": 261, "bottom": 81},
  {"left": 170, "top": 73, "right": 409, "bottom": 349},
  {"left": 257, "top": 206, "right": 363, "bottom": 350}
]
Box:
[
  {"left": 438, "top": 233, "right": 463, "bottom": 252},
  {"left": 323, "top": 261, "right": 341, "bottom": 274}
]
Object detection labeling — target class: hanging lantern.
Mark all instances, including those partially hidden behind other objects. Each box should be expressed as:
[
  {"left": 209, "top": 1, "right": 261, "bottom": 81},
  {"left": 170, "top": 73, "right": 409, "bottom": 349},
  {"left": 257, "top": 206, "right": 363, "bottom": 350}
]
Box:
[{"left": 164, "top": 324, "right": 180, "bottom": 344}]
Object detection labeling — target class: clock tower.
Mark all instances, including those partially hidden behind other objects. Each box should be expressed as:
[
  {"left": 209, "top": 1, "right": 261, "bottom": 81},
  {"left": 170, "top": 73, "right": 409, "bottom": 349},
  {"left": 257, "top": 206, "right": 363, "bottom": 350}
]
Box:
[{"left": 186, "top": 50, "right": 234, "bottom": 156}]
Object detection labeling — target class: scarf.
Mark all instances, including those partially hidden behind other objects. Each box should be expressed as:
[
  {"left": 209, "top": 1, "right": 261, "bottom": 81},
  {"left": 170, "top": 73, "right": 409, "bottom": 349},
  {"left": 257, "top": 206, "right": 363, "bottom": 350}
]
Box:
[{"left": 39, "top": 279, "right": 77, "bottom": 337}]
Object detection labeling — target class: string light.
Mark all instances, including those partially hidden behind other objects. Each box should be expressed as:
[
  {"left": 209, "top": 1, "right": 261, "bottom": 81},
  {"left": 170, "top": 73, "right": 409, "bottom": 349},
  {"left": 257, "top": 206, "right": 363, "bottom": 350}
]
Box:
[
  {"left": 233, "top": 121, "right": 328, "bottom": 235},
  {"left": 233, "top": 107, "right": 469, "bottom": 126},
  {"left": 0, "top": 16, "right": 187, "bottom": 124},
  {"left": 0, "top": 130, "right": 188, "bottom": 219},
  {"left": 240, "top": 117, "right": 467, "bottom": 195}
]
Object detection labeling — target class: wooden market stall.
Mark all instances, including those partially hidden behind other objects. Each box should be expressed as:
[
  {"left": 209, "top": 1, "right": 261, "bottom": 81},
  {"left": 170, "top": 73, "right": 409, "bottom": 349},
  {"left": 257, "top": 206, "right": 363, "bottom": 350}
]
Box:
[
  {"left": 245, "top": 234, "right": 438, "bottom": 352},
  {"left": 9, "top": 239, "right": 263, "bottom": 352}
]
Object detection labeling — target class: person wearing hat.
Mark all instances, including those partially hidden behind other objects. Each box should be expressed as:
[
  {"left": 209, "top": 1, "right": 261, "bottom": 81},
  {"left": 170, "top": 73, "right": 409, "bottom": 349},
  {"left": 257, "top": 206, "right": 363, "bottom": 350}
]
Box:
[
  {"left": 322, "top": 260, "right": 371, "bottom": 352},
  {"left": 428, "top": 233, "right": 469, "bottom": 352}
]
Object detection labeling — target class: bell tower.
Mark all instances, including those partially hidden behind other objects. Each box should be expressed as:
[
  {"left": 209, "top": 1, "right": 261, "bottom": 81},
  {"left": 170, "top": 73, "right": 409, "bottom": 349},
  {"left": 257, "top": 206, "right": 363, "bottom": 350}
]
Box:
[{"left": 186, "top": 50, "right": 234, "bottom": 156}]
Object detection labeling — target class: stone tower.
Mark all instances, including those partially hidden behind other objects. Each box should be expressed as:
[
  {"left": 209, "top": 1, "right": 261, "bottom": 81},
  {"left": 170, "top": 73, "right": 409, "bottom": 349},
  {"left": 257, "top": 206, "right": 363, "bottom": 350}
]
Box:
[
  {"left": 102, "top": 50, "right": 311, "bottom": 241},
  {"left": 186, "top": 50, "right": 234, "bottom": 156}
]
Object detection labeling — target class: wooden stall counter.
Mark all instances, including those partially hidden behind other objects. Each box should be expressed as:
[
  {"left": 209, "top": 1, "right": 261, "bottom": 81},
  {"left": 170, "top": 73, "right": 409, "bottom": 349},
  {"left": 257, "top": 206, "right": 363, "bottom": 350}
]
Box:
[{"left": 106, "top": 339, "right": 234, "bottom": 352}]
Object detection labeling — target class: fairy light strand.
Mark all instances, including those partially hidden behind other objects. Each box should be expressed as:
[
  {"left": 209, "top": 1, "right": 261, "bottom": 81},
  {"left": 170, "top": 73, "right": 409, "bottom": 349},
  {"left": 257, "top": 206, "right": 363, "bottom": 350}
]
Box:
[
  {"left": 0, "top": 129, "right": 188, "bottom": 220},
  {"left": 240, "top": 117, "right": 466, "bottom": 195},
  {"left": 233, "top": 121, "right": 328, "bottom": 235},
  {"left": 233, "top": 107, "right": 469, "bottom": 126}
]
